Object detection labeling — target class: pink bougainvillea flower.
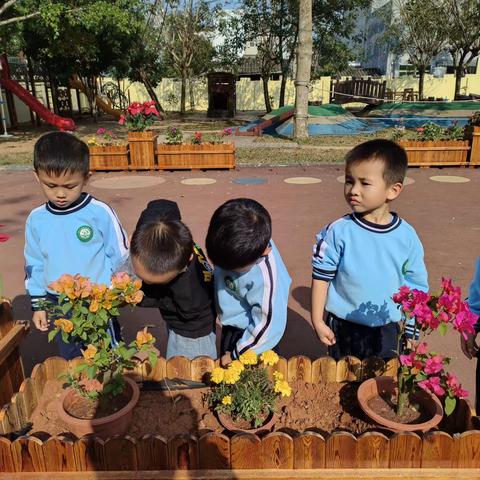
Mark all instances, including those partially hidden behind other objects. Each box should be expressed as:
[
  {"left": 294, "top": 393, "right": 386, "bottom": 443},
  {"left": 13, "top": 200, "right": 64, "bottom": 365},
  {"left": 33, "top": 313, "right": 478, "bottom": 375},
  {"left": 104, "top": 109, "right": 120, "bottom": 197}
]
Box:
[
  {"left": 418, "top": 376, "right": 445, "bottom": 397},
  {"left": 392, "top": 285, "right": 411, "bottom": 304},
  {"left": 452, "top": 306, "right": 478, "bottom": 339},
  {"left": 96, "top": 127, "right": 106, "bottom": 135},
  {"left": 118, "top": 114, "right": 126, "bottom": 125},
  {"left": 424, "top": 355, "right": 445, "bottom": 375},
  {"left": 446, "top": 374, "right": 469, "bottom": 398},
  {"left": 415, "top": 342, "right": 428, "bottom": 355}
]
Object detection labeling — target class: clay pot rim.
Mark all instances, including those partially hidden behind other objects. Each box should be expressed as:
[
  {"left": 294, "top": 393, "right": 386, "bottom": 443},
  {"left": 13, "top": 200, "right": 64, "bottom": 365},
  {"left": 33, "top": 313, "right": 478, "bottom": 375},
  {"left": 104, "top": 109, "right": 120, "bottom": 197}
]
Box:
[
  {"left": 357, "top": 376, "right": 444, "bottom": 432},
  {"left": 57, "top": 376, "right": 140, "bottom": 428},
  {"left": 217, "top": 410, "right": 278, "bottom": 434}
]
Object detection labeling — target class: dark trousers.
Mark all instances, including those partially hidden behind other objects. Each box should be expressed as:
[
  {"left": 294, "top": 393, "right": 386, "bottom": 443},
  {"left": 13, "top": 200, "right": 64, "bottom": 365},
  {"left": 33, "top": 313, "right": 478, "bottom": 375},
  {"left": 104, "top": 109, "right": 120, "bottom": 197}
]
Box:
[
  {"left": 327, "top": 313, "right": 400, "bottom": 360},
  {"left": 220, "top": 325, "right": 244, "bottom": 357},
  {"left": 47, "top": 293, "right": 122, "bottom": 360},
  {"left": 476, "top": 351, "right": 480, "bottom": 414}
]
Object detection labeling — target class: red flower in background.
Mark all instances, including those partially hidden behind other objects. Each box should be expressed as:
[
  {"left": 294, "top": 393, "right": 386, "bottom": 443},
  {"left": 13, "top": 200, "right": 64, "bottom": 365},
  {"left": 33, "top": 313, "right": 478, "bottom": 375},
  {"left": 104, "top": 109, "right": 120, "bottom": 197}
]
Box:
[{"left": 0, "top": 225, "right": 10, "bottom": 243}]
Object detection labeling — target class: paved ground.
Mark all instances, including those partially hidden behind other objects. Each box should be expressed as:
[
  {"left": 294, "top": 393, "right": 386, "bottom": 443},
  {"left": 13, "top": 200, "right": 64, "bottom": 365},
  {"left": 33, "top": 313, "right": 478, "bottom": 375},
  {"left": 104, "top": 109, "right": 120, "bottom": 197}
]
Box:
[{"left": 0, "top": 165, "right": 479, "bottom": 402}]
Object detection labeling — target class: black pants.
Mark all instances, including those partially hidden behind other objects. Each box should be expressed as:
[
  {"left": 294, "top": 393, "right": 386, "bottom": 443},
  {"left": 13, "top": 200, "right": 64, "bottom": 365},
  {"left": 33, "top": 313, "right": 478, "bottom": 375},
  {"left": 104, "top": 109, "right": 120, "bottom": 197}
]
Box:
[
  {"left": 327, "top": 313, "right": 400, "bottom": 360},
  {"left": 476, "top": 350, "right": 480, "bottom": 414},
  {"left": 220, "top": 326, "right": 244, "bottom": 357}
]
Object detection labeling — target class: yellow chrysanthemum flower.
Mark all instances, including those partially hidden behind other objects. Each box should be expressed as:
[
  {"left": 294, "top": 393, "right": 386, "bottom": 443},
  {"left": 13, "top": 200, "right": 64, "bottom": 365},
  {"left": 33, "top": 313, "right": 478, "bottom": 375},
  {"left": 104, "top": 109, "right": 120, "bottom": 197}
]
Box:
[
  {"left": 211, "top": 367, "right": 225, "bottom": 384},
  {"left": 274, "top": 380, "right": 292, "bottom": 397},
  {"left": 273, "top": 371, "right": 284, "bottom": 381},
  {"left": 229, "top": 360, "right": 245, "bottom": 373},
  {"left": 221, "top": 395, "right": 232, "bottom": 405},
  {"left": 224, "top": 368, "right": 241, "bottom": 384},
  {"left": 239, "top": 349, "right": 258, "bottom": 365},
  {"left": 260, "top": 350, "right": 279, "bottom": 366}
]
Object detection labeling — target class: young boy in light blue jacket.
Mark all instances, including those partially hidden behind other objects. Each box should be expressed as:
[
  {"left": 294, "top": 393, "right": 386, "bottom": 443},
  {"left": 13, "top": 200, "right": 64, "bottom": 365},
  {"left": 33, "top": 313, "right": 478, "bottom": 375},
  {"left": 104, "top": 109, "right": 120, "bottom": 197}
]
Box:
[
  {"left": 206, "top": 198, "right": 291, "bottom": 364},
  {"left": 24, "top": 132, "right": 128, "bottom": 359}
]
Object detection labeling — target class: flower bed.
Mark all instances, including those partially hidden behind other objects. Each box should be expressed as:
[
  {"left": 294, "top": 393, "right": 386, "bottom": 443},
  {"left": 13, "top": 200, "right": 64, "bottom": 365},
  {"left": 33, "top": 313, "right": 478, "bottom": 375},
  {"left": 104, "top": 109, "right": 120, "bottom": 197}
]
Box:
[
  {"left": 89, "top": 144, "right": 129, "bottom": 171},
  {"left": 0, "top": 355, "right": 479, "bottom": 477},
  {"left": 398, "top": 140, "right": 470, "bottom": 167}
]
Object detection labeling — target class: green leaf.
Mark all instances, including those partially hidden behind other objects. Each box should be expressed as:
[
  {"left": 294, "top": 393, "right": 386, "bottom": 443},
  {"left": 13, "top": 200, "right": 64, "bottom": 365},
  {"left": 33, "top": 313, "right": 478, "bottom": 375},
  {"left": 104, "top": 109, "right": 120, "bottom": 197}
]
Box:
[
  {"left": 48, "top": 329, "right": 59, "bottom": 342},
  {"left": 148, "top": 351, "right": 158, "bottom": 367},
  {"left": 439, "top": 322, "right": 448, "bottom": 336},
  {"left": 444, "top": 396, "right": 456, "bottom": 416},
  {"left": 61, "top": 303, "right": 72, "bottom": 315}
]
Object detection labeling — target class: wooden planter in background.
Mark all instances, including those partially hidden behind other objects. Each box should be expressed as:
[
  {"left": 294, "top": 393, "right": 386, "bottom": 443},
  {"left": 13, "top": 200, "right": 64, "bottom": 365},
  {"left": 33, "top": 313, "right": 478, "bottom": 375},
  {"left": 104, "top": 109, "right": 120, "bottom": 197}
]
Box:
[
  {"left": 156, "top": 142, "right": 235, "bottom": 170},
  {"left": 128, "top": 131, "right": 158, "bottom": 169},
  {"left": 398, "top": 140, "right": 470, "bottom": 167},
  {"left": 89, "top": 145, "right": 129, "bottom": 171},
  {"left": 465, "top": 126, "right": 480, "bottom": 166}
]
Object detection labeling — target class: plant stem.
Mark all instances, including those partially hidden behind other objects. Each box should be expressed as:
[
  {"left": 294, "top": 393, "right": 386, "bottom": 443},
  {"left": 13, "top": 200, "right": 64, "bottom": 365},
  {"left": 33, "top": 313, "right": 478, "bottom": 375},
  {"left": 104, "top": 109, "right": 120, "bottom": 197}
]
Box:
[{"left": 396, "top": 367, "right": 407, "bottom": 417}]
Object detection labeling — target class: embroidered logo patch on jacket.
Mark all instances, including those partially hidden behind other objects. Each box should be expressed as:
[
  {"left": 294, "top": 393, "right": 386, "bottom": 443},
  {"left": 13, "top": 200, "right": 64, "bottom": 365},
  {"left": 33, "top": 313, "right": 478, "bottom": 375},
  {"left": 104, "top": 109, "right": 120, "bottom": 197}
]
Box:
[{"left": 76, "top": 225, "right": 93, "bottom": 242}]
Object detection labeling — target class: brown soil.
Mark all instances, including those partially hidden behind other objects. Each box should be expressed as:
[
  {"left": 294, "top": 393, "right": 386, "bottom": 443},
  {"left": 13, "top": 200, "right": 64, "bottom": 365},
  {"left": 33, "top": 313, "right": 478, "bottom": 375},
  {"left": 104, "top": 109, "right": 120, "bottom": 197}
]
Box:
[
  {"left": 29, "top": 379, "right": 374, "bottom": 438},
  {"left": 367, "top": 395, "right": 430, "bottom": 425},
  {"left": 64, "top": 385, "right": 131, "bottom": 420}
]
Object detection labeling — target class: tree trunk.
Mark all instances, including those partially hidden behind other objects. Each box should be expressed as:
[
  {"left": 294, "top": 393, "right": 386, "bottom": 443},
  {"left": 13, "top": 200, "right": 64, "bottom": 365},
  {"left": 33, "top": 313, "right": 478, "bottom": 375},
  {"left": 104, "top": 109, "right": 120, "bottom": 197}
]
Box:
[
  {"left": 279, "top": 72, "right": 287, "bottom": 107},
  {"left": 262, "top": 75, "right": 272, "bottom": 113},
  {"left": 418, "top": 66, "right": 425, "bottom": 100},
  {"left": 294, "top": 0, "right": 312, "bottom": 139},
  {"left": 189, "top": 77, "right": 195, "bottom": 112},
  {"left": 180, "top": 71, "right": 187, "bottom": 115},
  {"left": 138, "top": 69, "right": 165, "bottom": 115},
  {"left": 454, "top": 66, "right": 463, "bottom": 99}
]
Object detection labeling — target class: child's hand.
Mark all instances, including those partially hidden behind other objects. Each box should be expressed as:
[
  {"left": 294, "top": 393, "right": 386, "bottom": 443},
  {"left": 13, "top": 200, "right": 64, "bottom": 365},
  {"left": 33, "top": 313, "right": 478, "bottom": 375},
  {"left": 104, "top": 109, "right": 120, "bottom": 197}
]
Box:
[
  {"left": 221, "top": 352, "right": 232, "bottom": 366},
  {"left": 32, "top": 310, "right": 49, "bottom": 332},
  {"left": 316, "top": 322, "right": 336, "bottom": 346},
  {"left": 461, "top": 332, "right": 479, "bottom": 359}
]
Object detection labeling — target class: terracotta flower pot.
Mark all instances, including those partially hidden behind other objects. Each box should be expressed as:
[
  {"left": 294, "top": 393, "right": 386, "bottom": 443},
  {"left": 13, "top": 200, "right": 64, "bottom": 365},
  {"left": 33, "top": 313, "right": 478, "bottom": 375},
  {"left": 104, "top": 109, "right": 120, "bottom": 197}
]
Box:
[
  {"left": 217, "top": 411, "right": 277, "bottom": 434},
  {"left": 57, "top": 376, "right": 140, "bottom": 438},
  {"left": 357, "top": 376, "right": 443, "bottom": 433}
]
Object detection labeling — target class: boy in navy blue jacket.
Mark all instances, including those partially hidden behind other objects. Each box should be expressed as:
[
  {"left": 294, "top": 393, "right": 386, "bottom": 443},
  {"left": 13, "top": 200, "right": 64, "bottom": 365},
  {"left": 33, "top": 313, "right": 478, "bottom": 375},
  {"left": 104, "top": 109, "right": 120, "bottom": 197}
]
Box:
[
  {"left": 24, "top": 132, "right": 128, "bottom": 359},
  {"left": 311, "top": 139, "right": 428, "bottom": 360},
  {"left": 206, "top": 198, "right": 291, "bottom": 365}
]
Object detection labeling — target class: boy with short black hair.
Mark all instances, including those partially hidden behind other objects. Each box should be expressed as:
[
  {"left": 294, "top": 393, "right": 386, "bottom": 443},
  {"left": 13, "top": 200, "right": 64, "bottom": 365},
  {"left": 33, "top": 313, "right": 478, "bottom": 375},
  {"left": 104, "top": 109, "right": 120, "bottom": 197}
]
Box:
[
  {"left": 311, "top": 139, "right": 428, "bottom": 360},
  {"left": 129, "top": 199, "right": 217, "bottom": 360},
  {"left": 206, "top": 198, "right": 291, "bottom": 364},
  {"left": 25, "top": 132, "right": 128, "bottom": 359}
]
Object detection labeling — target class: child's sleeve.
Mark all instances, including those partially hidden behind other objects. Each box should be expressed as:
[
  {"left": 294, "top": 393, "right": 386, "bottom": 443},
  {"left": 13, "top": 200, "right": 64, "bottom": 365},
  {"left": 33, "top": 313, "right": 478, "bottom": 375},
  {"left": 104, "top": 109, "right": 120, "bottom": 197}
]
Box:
[
  {"left": 24, "top": 218, "right": 46, "bottom": 310},
  {"left": 404, "top": 232, "right": 429, "bottom": 340},
  {"left": 468, "top": 258, "right": 480, "bottom": 332},
  {"left": 100, "top": 206, "right": 129, "bottom": 273},
  {"left": 311, "top": 224, "right": 342, "bottom": 281}
]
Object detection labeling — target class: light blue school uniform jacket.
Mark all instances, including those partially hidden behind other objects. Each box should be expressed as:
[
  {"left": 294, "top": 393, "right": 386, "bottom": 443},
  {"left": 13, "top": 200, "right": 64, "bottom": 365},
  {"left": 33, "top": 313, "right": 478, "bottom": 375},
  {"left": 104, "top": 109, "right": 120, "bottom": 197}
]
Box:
[
  {"left": 312, "top": 213, "right": 428, "bottom": 337},
  {"left": 468, "top": 258, "right": 480, "bottom": 332},
  {"left": 24, "top": 193, "right": 129, "bottom": 310},
  {"left": 214, "top": 240, "right": 291, "bottom": 359}
]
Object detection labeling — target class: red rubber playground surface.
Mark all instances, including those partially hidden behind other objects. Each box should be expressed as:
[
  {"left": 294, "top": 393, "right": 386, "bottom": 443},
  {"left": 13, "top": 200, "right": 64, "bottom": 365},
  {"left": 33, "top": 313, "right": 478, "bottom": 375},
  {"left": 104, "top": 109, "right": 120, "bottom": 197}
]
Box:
[{"left": 0, "top": 166, "right": 479, "bottom": 399}]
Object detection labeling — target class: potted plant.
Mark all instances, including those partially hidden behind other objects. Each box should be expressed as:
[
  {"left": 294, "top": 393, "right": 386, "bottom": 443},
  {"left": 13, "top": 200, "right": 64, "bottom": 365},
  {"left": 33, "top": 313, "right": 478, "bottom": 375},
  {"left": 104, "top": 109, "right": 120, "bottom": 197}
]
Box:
[
  {"left": 156, "top": 126, "right": 235, "bottom": 170},
  {"left": 397, "top": 121, "right": 470, "bottom": 166},
  {"left": 87, "top": 128, "right": 129, "bottom": 171},
  {"left": 46, "top": 272, "right": 157, "bottom": 438},
  {"left": 208, "top": 349, "right": 291, "bottom": 434},
  {"left": 119, "top": 101, "right": 161, "bottom": 169},
  {"left": 358, "top": 278, "right": 478, "bottom": 432}
]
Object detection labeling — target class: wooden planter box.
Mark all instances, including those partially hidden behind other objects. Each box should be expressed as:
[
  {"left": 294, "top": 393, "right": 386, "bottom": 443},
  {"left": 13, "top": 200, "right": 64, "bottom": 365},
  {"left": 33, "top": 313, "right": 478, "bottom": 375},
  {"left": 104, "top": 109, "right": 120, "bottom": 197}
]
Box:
[
  {"left": 89, "top": 145, "right": 129, "bottom": 171},
  {"left": 398, "top": 140, "right": 470, "bottom": 167},
  {"left": 156, "top": 143, "right": 235, "bottom": 170},
  {"left": 0, "top": 353, "right": 479, "bottom": 478},
  {"left": 128, "top": 131, "right": 158, "bottom": 170},
  {"left": 465, "top": 126, "right": 480, "bottom": 166}
]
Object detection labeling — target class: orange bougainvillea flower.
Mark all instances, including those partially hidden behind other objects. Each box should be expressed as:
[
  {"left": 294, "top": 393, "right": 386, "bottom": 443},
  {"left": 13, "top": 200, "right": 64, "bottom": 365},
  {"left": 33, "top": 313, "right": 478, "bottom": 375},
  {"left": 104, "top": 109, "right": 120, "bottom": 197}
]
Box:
[
  {"left": 91, "top": 284, "right": 107, "bottom": 300},
  {"left": 136, "top": 327, "right": 153, "bottom": 348},
  {"left": 53, "top": 318, "right": 74, "bottom": 333},
  {"left": 82, "top": 344, "right": 97, "bottom": 360},
  {"left": 125, "top": 290, "right": 144, "bottom": 305},
  {"left": 49, "top": 274, "right": 75, "bottom": 295},
  {"left": 111, "top": 272, "right": 131, "bottom": 291},
  {"left": 73, "top": 275, "right": 92, "bottom": 299},
  {"left": 89, "top": 299, "right": 100, "bottom": 313}
]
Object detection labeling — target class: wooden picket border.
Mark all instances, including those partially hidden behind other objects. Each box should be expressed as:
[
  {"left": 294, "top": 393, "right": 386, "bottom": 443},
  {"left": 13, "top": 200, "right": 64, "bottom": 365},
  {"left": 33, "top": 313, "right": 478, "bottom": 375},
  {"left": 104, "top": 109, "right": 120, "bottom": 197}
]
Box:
[
  {"left": 0, "top": 353, "right": 479, "bottom": 476},
  {"left": 398, "top": 140, "right": 470, "bottom": 167}
]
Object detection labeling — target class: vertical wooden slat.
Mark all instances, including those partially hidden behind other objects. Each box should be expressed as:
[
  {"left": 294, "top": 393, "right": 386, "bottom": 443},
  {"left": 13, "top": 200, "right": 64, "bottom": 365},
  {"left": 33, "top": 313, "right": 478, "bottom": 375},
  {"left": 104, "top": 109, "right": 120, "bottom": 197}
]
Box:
[
  {"left": 6, "top": 402, "right": 21, "bottom": 431},
  {"left": 11, "top": 392, "right": 27, "bottom": 429},
  {"left": 198, "top": 432, "right": 230, "bottom": 469},
  {"left": 0, "top": 361, "right": 14, "bottom": 409},
  {"left": 262, "top": 432, "right": 293, "bottom": 469},
  {"left": 43, "top": 357, "right": 68, "bottom": 381},
  {"left": 287, "top": 356, "right": 312, "bottom": 382},
  {"left": 357, "top": 432, "right": 389, "bottom": 468},
  {"left": 104, "top": 436, "right": 137, "bottom": 471},
  {"left": 389, "top": 432, "right": 422, "bottom": 468},
  {"left": 11, "top": 436, "right": 46, "bottom": 472},
  {"left": 43, "top": 435, "right": 76, "bottom": 472},
  {"left": 191, "top": 356, "right": 215, "bottom": 383},
  {"left": 230, "top": 433, "right": 262, "bottom": 469},
  {"left": 166, "top": 357, "right": 191, "bottom": 380},
  {"left": 312, "top": 357, "right": 336, "bottom": 383},
  {"left": 293, "top": 431, "right": 325, "bottom": 469},
  {"left": 31, "top": 363, "right": 47, "bottom": 401},
  {"left": 421, "top": 431, "right": 454, "bottom": 468},
  {"left": 18, "top": 378, "right": 37, "bottom": 419},
  {"left": 0, "top": 405, "right": 14, "bottom": 434},
  {"left": 384, "top": 358, "right": 399, "bottom": 377},
  {"left": 336, "top": 356, "right": 362, "bottom": 382},
  {"left": 168, "top": 434, "right": 198, "bottom": 470},
  {"left": 325, "top": 432, "right": 357, "bottom": 468},
  {"left": 0, "top": 436, "right": 15, "bottom": 472},
  {"left": 455, "top": 431, "right": 480, "bottom": 468},
  {"left": 73, "top": 435, "right": 105, "bottom": 471},
  {"left": 136, "top": 435, "right": 168, "bottom": 471},
  {"left": 360, "top": 357, "right": 385, "bottom": 380}
]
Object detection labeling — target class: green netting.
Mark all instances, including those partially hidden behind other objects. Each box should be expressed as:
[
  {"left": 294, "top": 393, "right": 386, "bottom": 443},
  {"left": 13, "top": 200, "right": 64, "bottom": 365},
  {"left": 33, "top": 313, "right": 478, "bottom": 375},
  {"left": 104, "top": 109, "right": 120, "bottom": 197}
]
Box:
[{"left": 264, "top": 104, "right": 349, "bottom": 119}]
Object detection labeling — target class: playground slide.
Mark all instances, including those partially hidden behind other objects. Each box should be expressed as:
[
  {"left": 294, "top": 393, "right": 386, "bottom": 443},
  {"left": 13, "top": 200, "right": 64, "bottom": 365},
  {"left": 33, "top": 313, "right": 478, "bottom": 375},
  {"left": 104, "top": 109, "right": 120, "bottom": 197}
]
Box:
[
  {"left": 0, "top": 56, "right": 75, "bottom": 131},
  {"left": 69, "top": 76, "right": 122, "bottom": 120}
]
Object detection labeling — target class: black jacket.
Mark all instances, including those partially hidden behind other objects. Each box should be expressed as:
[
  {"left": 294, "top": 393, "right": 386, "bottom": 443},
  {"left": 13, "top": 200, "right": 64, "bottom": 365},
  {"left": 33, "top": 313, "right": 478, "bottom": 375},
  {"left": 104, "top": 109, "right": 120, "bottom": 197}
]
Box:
[{"left": 136, "top": 200, "right": 216, "bottom": 338}]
